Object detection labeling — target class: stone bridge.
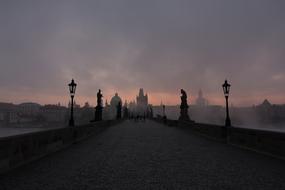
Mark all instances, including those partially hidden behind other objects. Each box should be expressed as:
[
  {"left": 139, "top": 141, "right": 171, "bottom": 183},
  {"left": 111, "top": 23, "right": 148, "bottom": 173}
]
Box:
[{"left": 0, "top": 120, "right": 285, "bottom": 189}]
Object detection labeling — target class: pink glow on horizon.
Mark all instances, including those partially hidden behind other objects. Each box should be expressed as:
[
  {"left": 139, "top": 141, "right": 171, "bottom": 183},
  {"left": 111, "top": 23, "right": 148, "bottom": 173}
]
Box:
[{"left": 1, "top": 89, "right": 284, "bottom": 107}]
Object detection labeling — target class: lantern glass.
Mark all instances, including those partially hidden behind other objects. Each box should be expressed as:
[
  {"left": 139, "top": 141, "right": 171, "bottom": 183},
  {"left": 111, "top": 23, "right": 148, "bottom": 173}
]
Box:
[
  {"left": 222, "top": 80, "right": 230, "bottom": 97},
  {"left": 68, "top": 79, "right": 77, "bottom": 96}
]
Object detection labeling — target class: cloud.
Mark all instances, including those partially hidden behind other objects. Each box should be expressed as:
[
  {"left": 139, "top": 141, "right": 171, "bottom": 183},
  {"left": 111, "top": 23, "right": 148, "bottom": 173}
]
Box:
[{"left": 0, "top": 0, "right": 284, "bottom": 105}]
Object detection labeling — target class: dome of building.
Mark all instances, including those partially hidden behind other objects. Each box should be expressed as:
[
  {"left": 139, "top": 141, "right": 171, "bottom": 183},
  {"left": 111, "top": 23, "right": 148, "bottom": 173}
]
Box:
[{"left": 110, "top": 93, "right": 122, "bottom": 107}]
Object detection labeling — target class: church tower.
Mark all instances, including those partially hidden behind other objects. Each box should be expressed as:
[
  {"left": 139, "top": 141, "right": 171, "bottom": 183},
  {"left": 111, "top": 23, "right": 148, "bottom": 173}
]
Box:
[
  {"left": 196, "top": 89, "right": 208, "bottom": 107},
  {"left": 136, "top": 88, "right": 148, "bottom": 115}
]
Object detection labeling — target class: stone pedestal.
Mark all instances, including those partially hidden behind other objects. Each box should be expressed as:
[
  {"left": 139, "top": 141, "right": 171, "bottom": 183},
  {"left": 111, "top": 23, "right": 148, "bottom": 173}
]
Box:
[
  {"left": 95, "top": 105, "right": 103, "bottom": 121},
  {"left": 179, "top": 104, "right": 190, "bottom": 121}
]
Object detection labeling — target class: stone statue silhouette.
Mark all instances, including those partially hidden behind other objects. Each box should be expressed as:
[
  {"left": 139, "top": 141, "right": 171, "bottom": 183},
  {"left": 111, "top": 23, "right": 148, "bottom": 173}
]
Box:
[
  {"left": 179, "top": 89, "right": 191, "bottom": 121},
  {"left": 180, "top": 89, "right": 188, "bottom": 108},
  {"left": 97, "top": 89, "right": 103, "bottom": 107},
  {"left": 92, "top": 89, "right": 103, "bottom": 122}
]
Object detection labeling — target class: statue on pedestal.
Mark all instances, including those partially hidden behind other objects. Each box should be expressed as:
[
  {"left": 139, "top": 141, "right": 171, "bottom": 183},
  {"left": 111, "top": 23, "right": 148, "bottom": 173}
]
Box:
[
  {"left": 179, "top": 89, "right": 191, "bottom": 121},
  {"left": 97, "top": 89, "right": 103, "bottom": 107},
  {"left": 94, "top": 89, "right": 103, "bottom": 121}
]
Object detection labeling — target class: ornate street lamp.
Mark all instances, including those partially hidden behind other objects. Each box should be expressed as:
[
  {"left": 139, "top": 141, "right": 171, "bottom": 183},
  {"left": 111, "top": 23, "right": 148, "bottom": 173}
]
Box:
[
  {"left": 68, "top": 79, "right": 77, "bottom": 126},
  {"left": 222, "top": 80, "right": 231, "bottom": 127}
]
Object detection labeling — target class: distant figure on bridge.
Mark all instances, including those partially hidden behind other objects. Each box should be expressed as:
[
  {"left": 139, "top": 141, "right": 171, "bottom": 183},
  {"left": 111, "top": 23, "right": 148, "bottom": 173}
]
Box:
[
  {"left": 135, "top": 115, "right": 139, "bottom": 122},
  {"left": 123, "top": 101, "right": 129, "bottom": 119},
  {"left": 149, "top": 106, "right": 154, "bottom": 119},
  {"left": 116, "top": 101, "right": 122, "bottom": 120},
  {"left": 179, "top": 89, "right": 192, "bottom": 122}
]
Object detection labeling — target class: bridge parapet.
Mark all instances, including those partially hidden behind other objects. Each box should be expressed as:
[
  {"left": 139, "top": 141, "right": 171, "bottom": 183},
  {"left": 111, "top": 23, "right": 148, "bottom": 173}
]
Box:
[
  {"left": 153, "top": 118, "right": 285, "bottom": 159},
  {"left": 0, "top": 120, "right": 122, "bottom": 174},
  {"left": 228, "top": 127, "right": 285, "bottom": 159}
]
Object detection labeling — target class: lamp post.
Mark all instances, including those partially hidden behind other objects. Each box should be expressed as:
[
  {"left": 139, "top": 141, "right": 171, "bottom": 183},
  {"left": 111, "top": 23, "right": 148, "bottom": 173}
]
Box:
[
  {"left": 68, "top": 79, "right": 77, "bottom": 126},
  {"left": 222, "top": 80, "right": 231, "bottom": 127}
]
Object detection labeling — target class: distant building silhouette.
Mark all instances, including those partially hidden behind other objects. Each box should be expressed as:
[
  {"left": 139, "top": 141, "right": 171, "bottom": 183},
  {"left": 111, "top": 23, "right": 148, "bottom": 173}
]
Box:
[
  {"left": 0, "top": 103, "right": 19, "bottom": 126},
  {"left": 128, "top": 100, "right": 136, "bottom": 115},
  {"left": 83, "top": 102, "right": 91, "bottom": 109},
  {"left": 18, "top": 102, "right": 41, "bottom": 116},
  {"left": 68, "top": 101, "right": 80, "bottom": 109},
  {"left": 259, "top": 99, "right": 271, "bottom": 108},
  {"left": 195, "top": 90, "right": 208, "bottom": 107},
  {"left": 80, "top": 102, "right": 93, "bottom": 124},
  {"left": 40, "top": 104, "right": 67, "bottom": 123},
  {"left": 136, "top": 88, "right": 148, "bottom": 115},
  {"left": 109, "top": 93, "right": 122, "bottom": 119},
  {"left": 111, "top": 93, "right": 122, "bottom": 107},
  {"left": 256, "top": 99, "right": 273, "bottom": 123}
]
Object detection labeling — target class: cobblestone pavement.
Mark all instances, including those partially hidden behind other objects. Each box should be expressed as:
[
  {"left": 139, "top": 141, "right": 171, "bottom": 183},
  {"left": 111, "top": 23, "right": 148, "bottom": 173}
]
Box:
[{"left": 0, "top": 120, "right": 285, "bottom": 190}]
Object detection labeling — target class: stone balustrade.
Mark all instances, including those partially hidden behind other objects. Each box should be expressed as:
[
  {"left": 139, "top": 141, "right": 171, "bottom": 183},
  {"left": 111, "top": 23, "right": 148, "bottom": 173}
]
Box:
[{"left": 0, "top": 120, "right": 122, "bottom": 174}]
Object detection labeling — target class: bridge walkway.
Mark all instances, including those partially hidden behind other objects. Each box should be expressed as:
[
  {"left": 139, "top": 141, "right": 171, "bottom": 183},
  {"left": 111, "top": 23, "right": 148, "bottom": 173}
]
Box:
[{"left": 0, "top": 120, "right": 285, "bottom": 189}]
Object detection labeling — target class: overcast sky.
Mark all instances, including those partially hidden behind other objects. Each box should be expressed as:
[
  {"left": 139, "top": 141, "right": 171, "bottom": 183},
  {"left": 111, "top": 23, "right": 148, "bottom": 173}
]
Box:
[{"left": 0, "top": 0, "right": 284, "bottom": 106}]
